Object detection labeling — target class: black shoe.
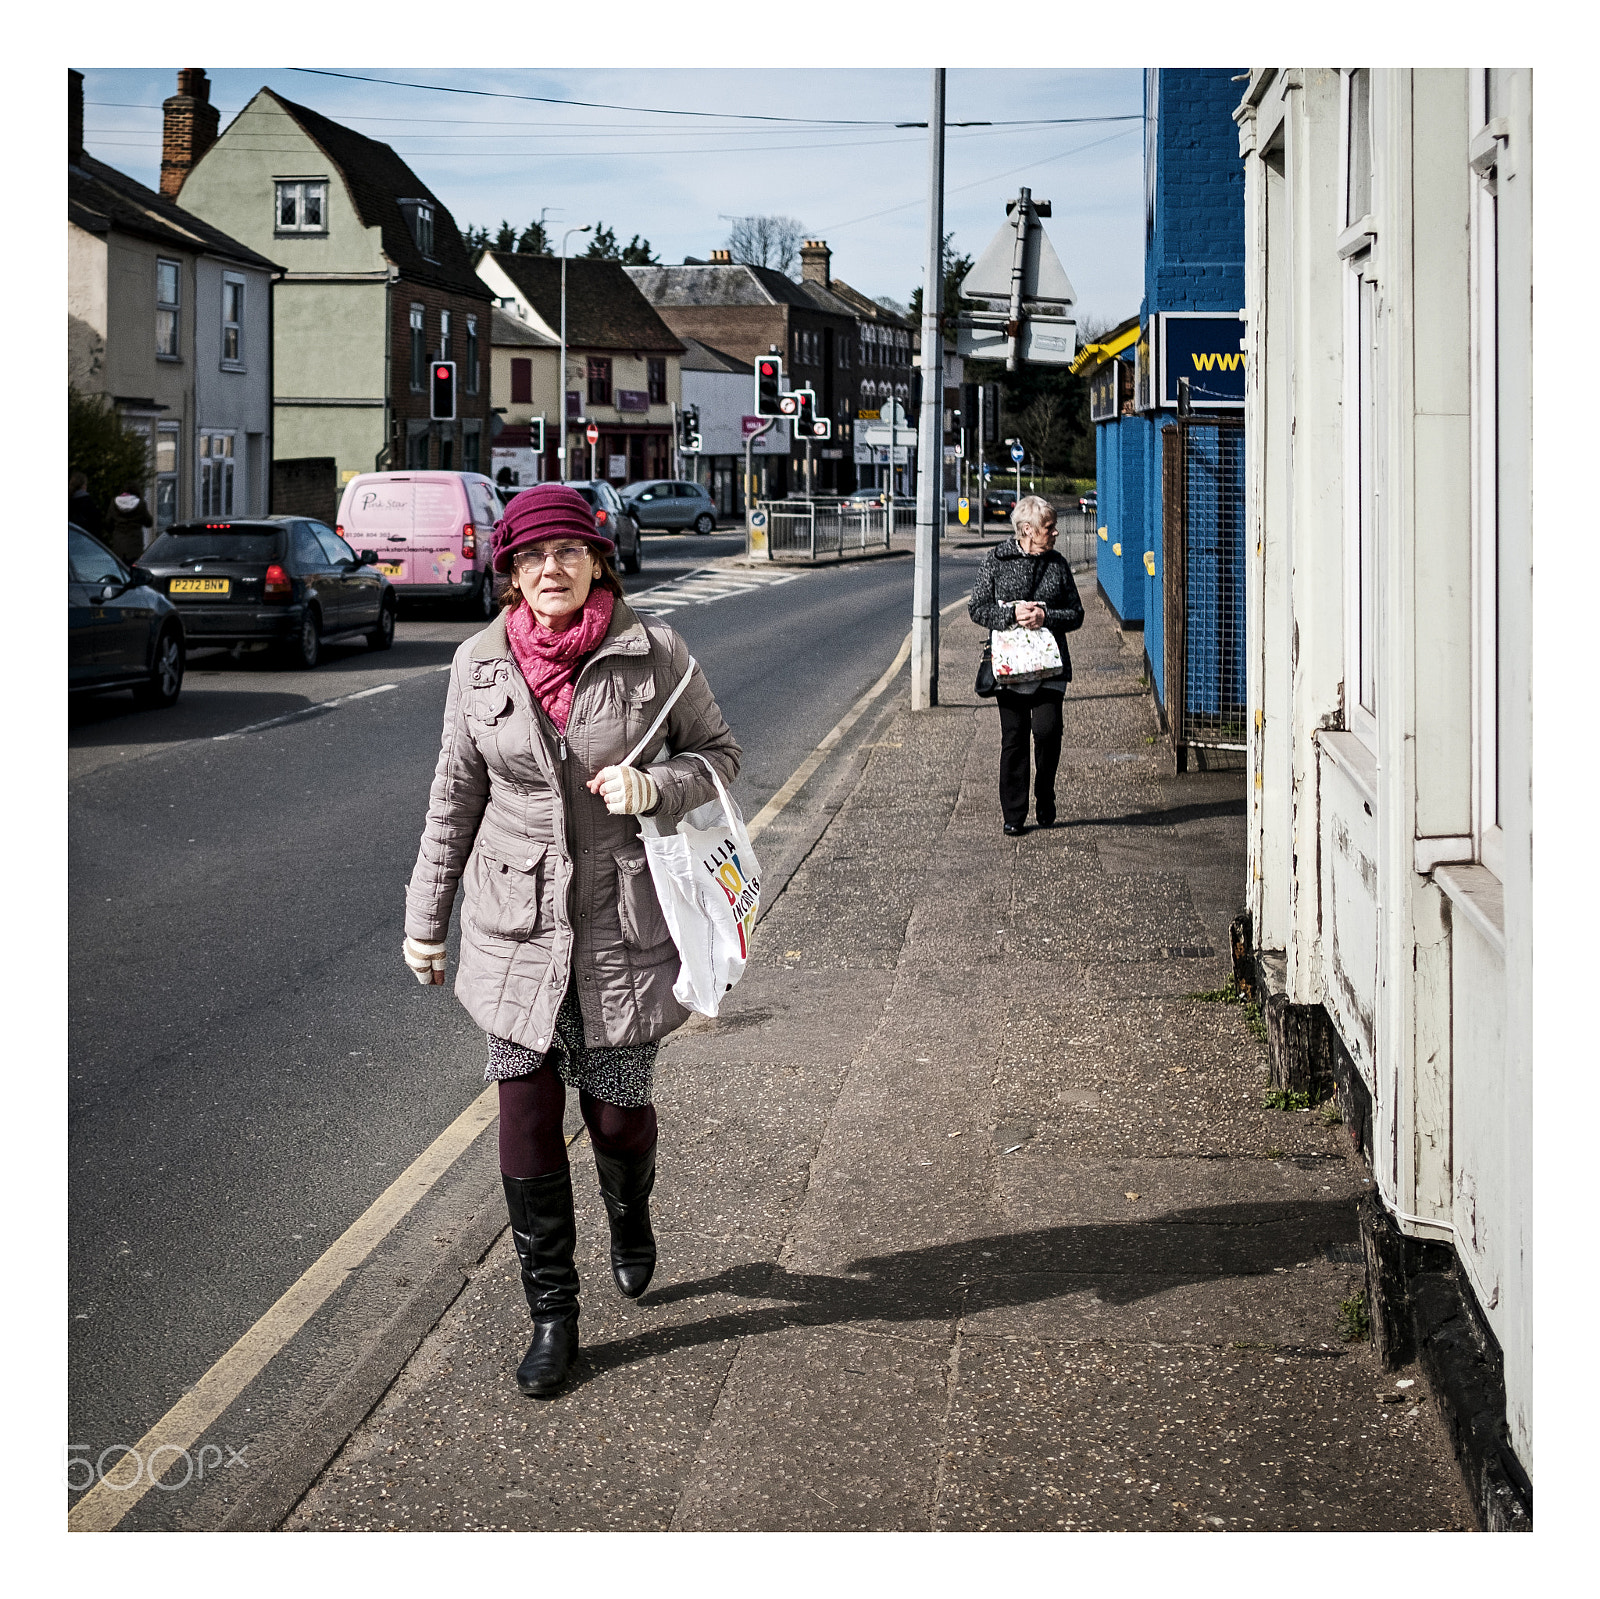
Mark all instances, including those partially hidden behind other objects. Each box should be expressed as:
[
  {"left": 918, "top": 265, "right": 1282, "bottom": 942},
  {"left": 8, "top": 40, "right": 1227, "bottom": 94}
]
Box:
[
  {"left": 1003, "top": 822, "right": 1026, "bottom": 836},
  {"left": 1035, "top": 815, "right": 1057, "bottom": 830},
  {"left": 502, "top": 1170, "right": 580, "bottom": 1397},
  {"left": 593, "top": 1144, "right": 658, "bottom": 1299}
]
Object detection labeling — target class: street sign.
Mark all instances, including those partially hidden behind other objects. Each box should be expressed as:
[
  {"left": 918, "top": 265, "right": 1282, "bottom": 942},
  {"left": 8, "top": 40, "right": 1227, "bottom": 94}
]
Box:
[
  {"left": 749, "top": 510, "right": 768, "bottom": 529},
  {"left": 982, "top": 464, "right": 992, "bottom": 479},
  {"left": 585, "top": 422, "right": 599, "bottom": 445},
  {"left": 956, "top": 314, "right": 1077, "bottom": 366},
  {"left": 1010, "top": 443, "right": 1025, "bottom": 464},
  {"left": 961, "top": 192, "right": 1076, "bottom": 308},
  {"left": 958, "top": 498, "right": 970, "bottom": 525}
]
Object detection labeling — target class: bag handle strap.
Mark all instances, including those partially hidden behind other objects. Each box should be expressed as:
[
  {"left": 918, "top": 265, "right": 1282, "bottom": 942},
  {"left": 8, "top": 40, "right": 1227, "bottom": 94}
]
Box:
[{"left": 621, "top": 654, "right": 697, "bottom": 768}]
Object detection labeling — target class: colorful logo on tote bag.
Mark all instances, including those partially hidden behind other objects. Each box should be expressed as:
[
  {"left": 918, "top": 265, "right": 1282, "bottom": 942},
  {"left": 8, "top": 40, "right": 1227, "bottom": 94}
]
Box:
[{"left": 703, "top": 837, "right": 760, "bottom": 957}]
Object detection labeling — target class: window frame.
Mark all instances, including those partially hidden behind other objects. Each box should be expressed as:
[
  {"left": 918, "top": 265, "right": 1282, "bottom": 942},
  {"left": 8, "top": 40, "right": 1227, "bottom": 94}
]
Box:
[
  {"left": 1339, "top": 67, "right": 1380, "bottom": 751},
  {"left": 409, "top": 303, "right": 426, "bottom": 392},
  {"left": 647, "top": 357, "right": 667, "bottom": 405},
  {"left": 156, "top": 257, "right": 181, "bottom": 361},
  {"left": 220, "top": 272, "right": 246, "bottom": 370},
  {"left": 1469, "top": 69, "right": 1507, "bottom": 879},
  {"left": 510, "top": 357, "right": 532, "bottom": 405},
  {"left": 465, "top": 314, "right": 480, "bottom": 395},
  {"left": 439, "top": 307, "right": 452, "bottom": 362},
  {"left": 274, "top": 178, "right": 328, "bottom": 235},
  {"left": 587, "top": 356, "right": 613, "bottom": 407},
  {"left": 197, "top": 430, "right": 236, "bottom": 519}
]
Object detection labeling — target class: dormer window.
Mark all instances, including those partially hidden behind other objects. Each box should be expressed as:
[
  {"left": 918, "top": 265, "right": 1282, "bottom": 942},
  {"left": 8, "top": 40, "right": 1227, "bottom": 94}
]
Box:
[
  {"left": 275, "top": 179, "right": 327, "bottom": 234},
  {"left": 399, "top": 199, "right": 435, "bottom": 258}
]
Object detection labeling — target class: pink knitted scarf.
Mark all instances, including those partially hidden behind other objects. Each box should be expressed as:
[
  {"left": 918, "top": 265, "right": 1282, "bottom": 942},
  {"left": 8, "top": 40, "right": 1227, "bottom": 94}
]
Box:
[{"left": 505, "top": 589, "right": 615, "bottom": 733}]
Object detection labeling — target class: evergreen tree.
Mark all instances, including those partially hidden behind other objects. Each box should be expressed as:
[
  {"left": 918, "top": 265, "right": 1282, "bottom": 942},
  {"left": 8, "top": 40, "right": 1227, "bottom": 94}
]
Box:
[
  {"left": 619, "top": 234, "right": 658, "bottom": 266},
  {"left": 495, "top": 220, "right": 518, "bottom": 252},
  {"left": 516, "top": 218, "right": 551, "bottom": 255},
  {"left": 68, "top": 387, "right": 152, "bottom": 521},
  {"left": 583, "top": 223, "right": 620, "bottom": 260}
]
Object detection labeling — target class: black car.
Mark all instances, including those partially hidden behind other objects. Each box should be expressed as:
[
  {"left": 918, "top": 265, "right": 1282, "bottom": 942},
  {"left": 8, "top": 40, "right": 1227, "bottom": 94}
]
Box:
[
  {"left": 565, "top": 481, "right": 643, "bottom": 575},
  {"left": 984, "top": 487, "right": 1019, "bottom": 522},
  {"left": 139, "top": 516, "right": 395, "bottom": 670},
  {"left": 69, "top": 522, "right": 186, "bottom": 708}
]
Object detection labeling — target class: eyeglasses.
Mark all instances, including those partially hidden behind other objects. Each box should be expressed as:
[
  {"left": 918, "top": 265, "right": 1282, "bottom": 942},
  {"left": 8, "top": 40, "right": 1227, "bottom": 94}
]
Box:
[{"left": 515, "top": 542, "right": 594, "bottom": 569}]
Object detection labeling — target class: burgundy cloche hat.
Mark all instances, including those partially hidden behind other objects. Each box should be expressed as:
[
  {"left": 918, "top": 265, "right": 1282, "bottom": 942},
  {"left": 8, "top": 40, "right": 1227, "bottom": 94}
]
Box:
[{"left": 492, "top": 483, "right": 615, "bottom": 572}]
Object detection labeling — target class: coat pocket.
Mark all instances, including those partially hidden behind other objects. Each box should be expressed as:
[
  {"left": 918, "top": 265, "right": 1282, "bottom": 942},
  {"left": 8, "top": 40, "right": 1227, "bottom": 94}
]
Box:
[
  {"left": 615, "top": 847, "right": 673, "bottom": 953},
  {"left": 470, "top": 842, "right": 549, "bottom": 941}
]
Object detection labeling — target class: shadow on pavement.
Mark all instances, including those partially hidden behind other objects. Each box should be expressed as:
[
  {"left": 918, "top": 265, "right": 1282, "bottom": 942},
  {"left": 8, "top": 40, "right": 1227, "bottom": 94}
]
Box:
[
  {"left": 1067, "top": 798, "right": 1248, "bottom": 829},
  {"left": 568, "top": 1198, "right": 1356, "bottom": 1387}
]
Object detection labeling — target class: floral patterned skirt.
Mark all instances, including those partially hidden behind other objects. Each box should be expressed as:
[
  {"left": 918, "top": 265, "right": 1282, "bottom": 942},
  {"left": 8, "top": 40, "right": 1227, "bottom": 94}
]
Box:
[{"left": 484, "top": 982, "right": 656, "bottom": 1107}]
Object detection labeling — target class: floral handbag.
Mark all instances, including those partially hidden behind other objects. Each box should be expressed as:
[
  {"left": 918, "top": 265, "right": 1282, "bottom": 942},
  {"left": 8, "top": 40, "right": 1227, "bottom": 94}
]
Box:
[{"left": 974, "top": 554, "right": 1063, "bottom": 696}]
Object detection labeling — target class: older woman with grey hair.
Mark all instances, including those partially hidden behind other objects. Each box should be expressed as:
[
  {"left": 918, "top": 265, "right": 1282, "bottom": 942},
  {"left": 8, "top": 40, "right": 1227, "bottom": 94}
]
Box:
[{"left": 967, "top": 493, "right": 1085, "bottom": 834}]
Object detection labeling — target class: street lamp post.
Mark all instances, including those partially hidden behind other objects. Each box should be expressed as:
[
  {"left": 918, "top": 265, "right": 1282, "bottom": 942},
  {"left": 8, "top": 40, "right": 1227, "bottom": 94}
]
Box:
[
  {"left": 559, "top": 224, "right": 592, "bottom": 482},
  {"left": 911, "top": 67, "right": 946, "bottom": 711}
]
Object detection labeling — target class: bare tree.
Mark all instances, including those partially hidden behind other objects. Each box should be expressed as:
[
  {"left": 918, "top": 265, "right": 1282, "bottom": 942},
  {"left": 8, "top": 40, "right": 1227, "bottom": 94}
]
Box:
[
  {"left": 1015, "top": 392, "right": 1066, "bottom": 472},
  {"left": 724, "top": 214, "right": 806, "bottom": 276}
]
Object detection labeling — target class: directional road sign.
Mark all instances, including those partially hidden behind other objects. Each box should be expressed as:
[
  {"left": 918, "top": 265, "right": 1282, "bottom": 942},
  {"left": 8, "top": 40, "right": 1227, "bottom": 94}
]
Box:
[
  {"left": 585, "top": 422, "right": 599, "bottom": 445},
  {"left": 958, "top": 498, "right": 970, "bottom": 525},
  {"left": 1010, "top": 443, "right": 1025, "bottom": 464}
]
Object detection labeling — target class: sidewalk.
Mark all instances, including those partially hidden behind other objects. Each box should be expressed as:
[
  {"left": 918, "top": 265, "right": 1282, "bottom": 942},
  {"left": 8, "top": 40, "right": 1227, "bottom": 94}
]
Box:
[{"left": 286, "top": 594, "right": 1474, "bottom": 1532}]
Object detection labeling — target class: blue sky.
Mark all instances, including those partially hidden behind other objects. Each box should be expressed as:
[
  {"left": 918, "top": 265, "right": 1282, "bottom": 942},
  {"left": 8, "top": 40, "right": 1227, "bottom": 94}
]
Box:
[{"left": 80, "top": 67, "right": 1145, "bottom": 331}]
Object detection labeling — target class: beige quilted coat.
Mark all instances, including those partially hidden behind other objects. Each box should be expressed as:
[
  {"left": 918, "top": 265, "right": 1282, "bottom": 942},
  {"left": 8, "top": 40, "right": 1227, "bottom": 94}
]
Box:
[{"left": 405, "top": 599, "right": 741, "bottom": 1053}]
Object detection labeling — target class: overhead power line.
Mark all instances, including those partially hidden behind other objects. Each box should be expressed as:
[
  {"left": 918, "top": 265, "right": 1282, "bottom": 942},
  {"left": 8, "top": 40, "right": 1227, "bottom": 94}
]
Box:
[{"left": 286, "top": 69, "right": 1142, "bottom": 131}]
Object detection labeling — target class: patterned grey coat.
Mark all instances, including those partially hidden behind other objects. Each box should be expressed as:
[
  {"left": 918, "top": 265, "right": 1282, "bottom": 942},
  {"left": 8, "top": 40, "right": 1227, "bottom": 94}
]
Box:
[{"left": 967, "top": 538, "right": 1086, "bottom": 682}]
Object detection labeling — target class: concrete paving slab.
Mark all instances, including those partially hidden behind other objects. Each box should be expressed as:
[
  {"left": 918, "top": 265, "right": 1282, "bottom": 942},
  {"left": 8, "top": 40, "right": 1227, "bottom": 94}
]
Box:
[
  {"left": 286, "top": 588, "right": 1471, "bottom": 1534},
  {"left": 935, "top": 1339, "right": 1474, "bottom": 1531}
]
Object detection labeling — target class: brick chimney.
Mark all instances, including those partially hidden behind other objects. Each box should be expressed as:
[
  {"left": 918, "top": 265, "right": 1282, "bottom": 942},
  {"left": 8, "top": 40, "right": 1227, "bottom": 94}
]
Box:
[
  {"left": 160, "top": 68, "right": 220, "bottom": 197},
  {"left": 709, "top": 249, "right": 732, "bottom": 264},
  {"left": 799, "top": 239, "right": 831, "bottom": 288},
  {"left": 68, "top": 69, "right": 84, "bottom": 163}
]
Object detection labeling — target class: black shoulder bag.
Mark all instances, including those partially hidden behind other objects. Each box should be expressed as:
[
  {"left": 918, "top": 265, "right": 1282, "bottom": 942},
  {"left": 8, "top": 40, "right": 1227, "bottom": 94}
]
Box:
[{"left": 974, "top": 553, "right": 1047, "bottom": 699}]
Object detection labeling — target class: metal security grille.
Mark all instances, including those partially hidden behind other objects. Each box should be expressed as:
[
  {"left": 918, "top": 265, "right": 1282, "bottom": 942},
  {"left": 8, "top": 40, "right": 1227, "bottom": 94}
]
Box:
[{"left": 1162, "top": 417, "right": 1247, "bottom": 753}]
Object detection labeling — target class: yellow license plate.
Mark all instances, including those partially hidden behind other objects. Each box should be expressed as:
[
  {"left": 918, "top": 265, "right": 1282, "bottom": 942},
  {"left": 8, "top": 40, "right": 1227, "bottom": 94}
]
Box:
[
  {"left": 170, "top": 577, "right": 230, "bottom": 595},
  {"left": 376, "top": 562, "right": 404, "bottom": 578}
]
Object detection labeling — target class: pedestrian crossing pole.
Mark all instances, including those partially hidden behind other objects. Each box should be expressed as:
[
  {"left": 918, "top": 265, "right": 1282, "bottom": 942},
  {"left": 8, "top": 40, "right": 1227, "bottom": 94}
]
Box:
[{"left": 911, "top": 66, "right": 946, "bottom": 711}]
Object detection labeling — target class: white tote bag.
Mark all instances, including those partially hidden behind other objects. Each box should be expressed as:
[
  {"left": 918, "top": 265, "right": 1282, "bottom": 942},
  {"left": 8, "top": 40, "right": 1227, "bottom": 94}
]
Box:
[{"left": 620, "top": 661, "right": 760, "bottom": 1016}]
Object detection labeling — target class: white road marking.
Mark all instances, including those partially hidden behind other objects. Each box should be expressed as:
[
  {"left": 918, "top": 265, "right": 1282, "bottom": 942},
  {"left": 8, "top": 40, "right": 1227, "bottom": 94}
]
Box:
[
  {"left": 629, "top": 566, "right": 801, "bottom": 615},
  {"left": 213, "top": 683, "right": 398, "bottom": 741}
]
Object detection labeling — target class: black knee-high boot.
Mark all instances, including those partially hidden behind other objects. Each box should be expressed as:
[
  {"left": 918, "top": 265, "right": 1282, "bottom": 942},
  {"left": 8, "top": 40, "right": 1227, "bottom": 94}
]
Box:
[
  {"left": 592, "top": 1144, "right": 657, "bottom": 1298},
  {"left": 501, "top": 1169, "right": 580, "bottom": 1397}
]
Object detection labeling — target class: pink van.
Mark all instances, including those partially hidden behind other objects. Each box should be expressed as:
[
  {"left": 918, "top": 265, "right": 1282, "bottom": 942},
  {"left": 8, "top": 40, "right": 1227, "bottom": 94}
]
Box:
[{"left": 335, "top": 471, "right": 501, "bottom": 619}]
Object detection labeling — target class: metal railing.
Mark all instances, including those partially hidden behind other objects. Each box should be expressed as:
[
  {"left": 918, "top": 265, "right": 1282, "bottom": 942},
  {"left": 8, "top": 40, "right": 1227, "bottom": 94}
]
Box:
[{"left": 754, "top": 497, "right": 914, "bottom": 561}]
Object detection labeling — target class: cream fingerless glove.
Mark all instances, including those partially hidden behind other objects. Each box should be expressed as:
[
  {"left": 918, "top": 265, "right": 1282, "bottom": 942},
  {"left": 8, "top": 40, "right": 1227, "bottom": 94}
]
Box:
[
  {"left": 593, "top": 764, "right": 660, "bottom": 816},
  {"left": 403, "top": 937, "right": 448, "bottom": 985}
]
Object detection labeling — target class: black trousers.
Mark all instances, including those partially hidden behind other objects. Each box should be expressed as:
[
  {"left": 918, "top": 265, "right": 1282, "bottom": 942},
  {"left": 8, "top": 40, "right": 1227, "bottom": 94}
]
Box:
[{"left": 996, "top": 688, "right": 1064, "bottom": 827}]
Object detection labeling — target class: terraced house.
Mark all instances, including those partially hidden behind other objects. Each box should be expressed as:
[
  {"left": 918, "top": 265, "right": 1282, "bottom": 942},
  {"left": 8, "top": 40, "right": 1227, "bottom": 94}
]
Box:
[{"left": 161, "top": 71, "right": 492, "bottom": 499}]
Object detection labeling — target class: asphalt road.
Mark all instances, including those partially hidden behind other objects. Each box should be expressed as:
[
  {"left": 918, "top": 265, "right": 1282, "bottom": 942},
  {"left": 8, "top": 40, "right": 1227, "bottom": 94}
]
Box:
[{"left": 67, "top": 530, "right": 928, "bottom": 1468}]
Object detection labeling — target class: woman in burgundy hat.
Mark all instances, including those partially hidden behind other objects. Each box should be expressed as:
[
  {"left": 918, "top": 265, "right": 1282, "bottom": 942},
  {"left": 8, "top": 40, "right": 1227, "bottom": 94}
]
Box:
[{"left": 401, "top": 482, "right": 741, "bottom": 1399}]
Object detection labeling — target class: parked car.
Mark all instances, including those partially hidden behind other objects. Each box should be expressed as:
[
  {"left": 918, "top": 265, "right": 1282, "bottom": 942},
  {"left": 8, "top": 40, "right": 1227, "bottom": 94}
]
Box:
[
  {"left": 565, "top": 480, "right": 643, "bottom": 575},
  {"left": 138, "top": 516, "right": 394, "bottom": 670},
  {"left": 620, "top": 479, "right": 718, "bottom": 535},
  {"left": 69, "top": 522, "right": 185, "bottom": 708},
  {"left": 984, "top": 487, "right": 1019, "bottom": 522},
  {"left": 335, "top": 470, "right": 500, "bottom": 619},
  {"left": 1079, "top": 490, "right": 1098, "bottom": 512}
]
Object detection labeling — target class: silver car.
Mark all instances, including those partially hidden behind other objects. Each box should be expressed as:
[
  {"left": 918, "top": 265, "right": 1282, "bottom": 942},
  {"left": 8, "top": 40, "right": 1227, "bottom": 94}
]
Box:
[{"left": 621, "top": 479, "right": 718, "bottom": 535}]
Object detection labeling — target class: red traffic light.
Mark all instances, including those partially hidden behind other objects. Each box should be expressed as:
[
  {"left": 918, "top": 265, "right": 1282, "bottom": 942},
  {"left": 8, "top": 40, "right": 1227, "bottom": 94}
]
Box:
[
  {"left": 436, "top": 366, "right": 450, "bottom": 379},
  {"left": 760, "top": 361, "right": 775, "bottom": 375}
]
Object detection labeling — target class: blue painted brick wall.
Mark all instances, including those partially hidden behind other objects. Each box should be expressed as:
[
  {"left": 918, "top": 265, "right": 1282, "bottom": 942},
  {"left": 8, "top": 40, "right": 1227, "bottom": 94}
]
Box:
[{"left": 1142, "top": 68, "right": 1246, "bottom": 318}]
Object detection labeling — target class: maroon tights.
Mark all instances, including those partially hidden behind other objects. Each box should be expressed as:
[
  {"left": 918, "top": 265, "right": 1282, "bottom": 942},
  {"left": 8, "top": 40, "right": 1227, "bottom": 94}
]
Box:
[{"left": 497, "top": 1068, "right": 658, "bottom": 1180}]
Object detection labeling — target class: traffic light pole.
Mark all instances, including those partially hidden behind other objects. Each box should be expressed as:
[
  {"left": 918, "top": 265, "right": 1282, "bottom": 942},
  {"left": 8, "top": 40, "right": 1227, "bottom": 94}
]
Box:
[{"left": 911, "top": 67, "right": 946, "bottom": 712}]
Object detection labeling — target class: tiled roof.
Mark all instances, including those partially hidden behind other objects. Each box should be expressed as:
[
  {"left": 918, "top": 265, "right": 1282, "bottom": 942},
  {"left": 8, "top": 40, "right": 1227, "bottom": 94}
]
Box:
[
  {"left": 69, "top": 152, "right": 280, "bottom": 273},
  {"left": 678, "top": 335, "right": 751, "bottom": 375},
  {"left": 491, "top": 304, "right": 558, "bottom": 349},
  {"left": 828, "top": 276, "right": 914, "bottom": 329},
  {"left": 488, "top": 253, "right": 683, "bottom": 353},
  {"left": 628, "top": 261, "right": 860, "bottom": 324},
  {"left": 262, "top": 90, "right": 489, "bottom": 300}
]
